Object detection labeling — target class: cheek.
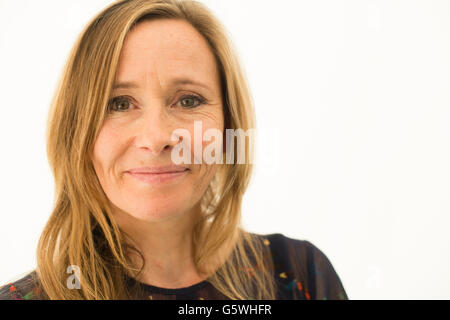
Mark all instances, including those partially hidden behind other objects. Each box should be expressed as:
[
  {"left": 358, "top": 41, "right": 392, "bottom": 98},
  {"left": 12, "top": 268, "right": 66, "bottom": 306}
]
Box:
[
  {"left": 92, "top": 124, "right": 122, "bottom": 176},
  {"left": 197, "top": 110, "right": 224, "bottom": 149},
  {"left": 195, "top": 123, "right": 222, "bottom": 185},
  {"left": 188, "top": 123, "right": 223, "bottom": 163}
]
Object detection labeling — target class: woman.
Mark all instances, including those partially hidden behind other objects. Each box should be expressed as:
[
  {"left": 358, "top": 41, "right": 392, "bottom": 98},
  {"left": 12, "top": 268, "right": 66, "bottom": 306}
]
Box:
[{"left": 0, "top": 0, "right": 348, "bottom": 300}]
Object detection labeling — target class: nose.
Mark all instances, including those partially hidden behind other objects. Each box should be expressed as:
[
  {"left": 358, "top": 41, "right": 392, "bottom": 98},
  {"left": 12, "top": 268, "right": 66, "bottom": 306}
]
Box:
[{"left": 133, "top": 103, "right": 181, "bottom": 155}]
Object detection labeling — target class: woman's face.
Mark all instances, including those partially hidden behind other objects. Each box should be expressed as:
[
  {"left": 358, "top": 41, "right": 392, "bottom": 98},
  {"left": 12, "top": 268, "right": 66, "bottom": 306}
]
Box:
[{"left": 92, "top": 19, "right": 224, "bottom": 222}]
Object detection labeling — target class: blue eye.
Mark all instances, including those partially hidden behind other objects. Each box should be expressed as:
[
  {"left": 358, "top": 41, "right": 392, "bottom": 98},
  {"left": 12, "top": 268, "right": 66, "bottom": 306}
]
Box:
[
  {"left": 107, "top": 96, "right": 134, "bottom": 113},
  {"left": 178, "top": 95, "right": 206, "bottom": 109},
  {"left": 106, "top": 94, "right": 206, "bottom": 113}
]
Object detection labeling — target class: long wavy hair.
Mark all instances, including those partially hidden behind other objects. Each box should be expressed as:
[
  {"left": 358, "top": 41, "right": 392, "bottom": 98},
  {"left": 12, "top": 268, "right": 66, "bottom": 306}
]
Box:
[{"left": 35, "top": 0, "right": 277, "bottom": 299}]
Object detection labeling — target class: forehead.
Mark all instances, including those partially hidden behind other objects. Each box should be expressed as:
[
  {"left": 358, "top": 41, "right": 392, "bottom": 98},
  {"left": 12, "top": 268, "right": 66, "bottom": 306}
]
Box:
[{"left": 115, "top": 18, "right": 219, "bottom": 86}]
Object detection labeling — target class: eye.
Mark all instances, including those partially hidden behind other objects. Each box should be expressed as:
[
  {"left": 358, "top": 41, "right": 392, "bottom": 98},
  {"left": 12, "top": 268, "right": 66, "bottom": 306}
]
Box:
[
  {"left": 177, "top": 95, "right": 206, "bottom": 109},
  {"left": 107, "top": 96, "right": 135, "bottom": 113}
]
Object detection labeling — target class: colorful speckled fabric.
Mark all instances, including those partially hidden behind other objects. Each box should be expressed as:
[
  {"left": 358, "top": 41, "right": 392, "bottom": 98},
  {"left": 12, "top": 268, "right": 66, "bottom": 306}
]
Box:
[
  {"left": 0, "top": 270, "right": 42, "bottom": 300},
  {"left": 0, "top": 233, "right": 348, "bottom": 300}
]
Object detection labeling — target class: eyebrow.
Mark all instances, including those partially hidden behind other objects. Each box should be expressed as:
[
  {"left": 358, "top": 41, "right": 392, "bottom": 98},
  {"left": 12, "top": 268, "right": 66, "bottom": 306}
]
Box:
[
  {"left": 113, "top": 81, "right": 139, "bottom": 90},
  {"left": 112, "top": 78, "right": 213, "bottom": 91}
]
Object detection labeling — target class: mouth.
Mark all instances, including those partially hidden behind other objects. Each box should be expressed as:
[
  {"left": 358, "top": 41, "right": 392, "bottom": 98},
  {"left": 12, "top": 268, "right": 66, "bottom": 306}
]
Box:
[
  {"left": 126, "top": 165, "right": 189, "bottom": 174},
  {"left": 125, "top": 166, "right": 189, "bottom": 184}
]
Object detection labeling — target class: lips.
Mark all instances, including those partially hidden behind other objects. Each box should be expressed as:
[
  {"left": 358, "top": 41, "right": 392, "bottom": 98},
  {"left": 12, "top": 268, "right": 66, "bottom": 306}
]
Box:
[
  {"left": 126, "top": 165, "right": 189, "bottom": 174},
  {"left": 124, "top": 165, "right": 189, "bottom": 184}
]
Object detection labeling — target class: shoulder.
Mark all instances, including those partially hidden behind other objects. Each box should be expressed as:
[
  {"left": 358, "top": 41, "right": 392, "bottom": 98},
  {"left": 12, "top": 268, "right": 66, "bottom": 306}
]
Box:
[
  {"left": 251, "top": 232, "right": 348, "bottom": 300},
  {"left": 0, "top": 270, "right": 42, "bottom": 300},
  {"left": 251, "top": 232, "right": 314, "bottom": 270}
]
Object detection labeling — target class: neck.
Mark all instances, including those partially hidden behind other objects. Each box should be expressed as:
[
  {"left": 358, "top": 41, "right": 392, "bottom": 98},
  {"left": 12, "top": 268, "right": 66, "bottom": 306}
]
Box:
[{"left": 113, "top": 203, "right": 208, "bottom": 289}]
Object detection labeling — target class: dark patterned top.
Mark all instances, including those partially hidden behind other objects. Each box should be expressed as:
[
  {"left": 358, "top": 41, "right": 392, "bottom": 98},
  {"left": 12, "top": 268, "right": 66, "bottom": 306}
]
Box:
[{"left": 0, "top": 233, "right": 348, "bottom": 300}]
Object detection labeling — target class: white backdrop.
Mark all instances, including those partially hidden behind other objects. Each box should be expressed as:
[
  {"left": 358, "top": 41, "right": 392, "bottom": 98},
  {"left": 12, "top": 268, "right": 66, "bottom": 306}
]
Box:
[{"left": 0, "top": 0, "right": 449, "bottom": 299}]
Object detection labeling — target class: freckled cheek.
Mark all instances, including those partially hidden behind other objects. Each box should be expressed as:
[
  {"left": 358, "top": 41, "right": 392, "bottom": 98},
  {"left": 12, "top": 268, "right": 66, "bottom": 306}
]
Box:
[
  {"left": 184, "top": 126, "right": 223, "bottom": 151},
  {"left": 198, "top": 115, "right": 224, "bottom": 144},
  {"left": 92, "top": 126, "right": 124, "bottom": 180}
]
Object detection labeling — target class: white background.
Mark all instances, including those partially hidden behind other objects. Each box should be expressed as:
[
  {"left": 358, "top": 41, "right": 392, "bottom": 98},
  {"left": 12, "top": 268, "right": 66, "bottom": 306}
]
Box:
[{"left": 1, "top": 0, "right": 449, "bottom": 299}]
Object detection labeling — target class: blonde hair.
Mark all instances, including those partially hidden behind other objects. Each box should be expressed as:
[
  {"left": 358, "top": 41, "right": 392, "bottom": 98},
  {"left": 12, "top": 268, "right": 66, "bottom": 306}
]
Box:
[{"left": 36, "top": 0, "right": 277, "bottom": 299}]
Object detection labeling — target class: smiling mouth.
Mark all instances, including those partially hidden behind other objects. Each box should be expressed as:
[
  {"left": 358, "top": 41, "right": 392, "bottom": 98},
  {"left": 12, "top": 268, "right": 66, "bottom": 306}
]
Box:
[{"left": 125, "top": 169, "right": 189, "bottom": 184}]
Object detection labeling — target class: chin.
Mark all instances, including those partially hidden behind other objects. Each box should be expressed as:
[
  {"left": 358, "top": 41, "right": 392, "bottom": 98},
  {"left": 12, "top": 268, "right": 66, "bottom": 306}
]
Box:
[{"left": 123, "top": 200, "right": 191, "bottom": 222}]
